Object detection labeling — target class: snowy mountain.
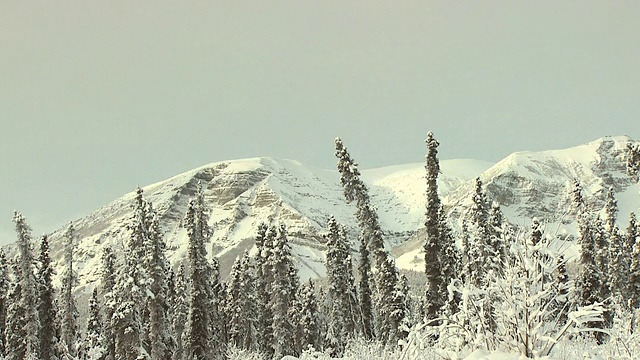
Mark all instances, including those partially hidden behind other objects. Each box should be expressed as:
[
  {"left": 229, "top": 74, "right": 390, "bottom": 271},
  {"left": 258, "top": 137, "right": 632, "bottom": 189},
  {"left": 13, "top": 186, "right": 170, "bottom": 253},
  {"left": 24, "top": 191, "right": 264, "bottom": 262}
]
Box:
[
  {"left": 396, "top": 135, "right": 640, "bottom": 270},
  {"left": 6, "top": 136, "right": 640, "bottom": 302}
]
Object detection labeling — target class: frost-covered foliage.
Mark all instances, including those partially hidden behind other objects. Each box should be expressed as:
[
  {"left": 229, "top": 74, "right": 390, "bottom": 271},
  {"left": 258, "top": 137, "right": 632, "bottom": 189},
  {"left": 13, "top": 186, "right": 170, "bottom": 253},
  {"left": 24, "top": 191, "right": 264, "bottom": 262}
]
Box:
[
  {"left": 335, "top": 137, "right": 409, "bottom": 345},
  {"left": 426, "top": 227, "right": 605, "bottom": 359},
  {"left": 6, "top": 211, "right": 40, "bottom": 360},
  {"left": 60, "top": 223, "right": 79, "bottom": 359}
]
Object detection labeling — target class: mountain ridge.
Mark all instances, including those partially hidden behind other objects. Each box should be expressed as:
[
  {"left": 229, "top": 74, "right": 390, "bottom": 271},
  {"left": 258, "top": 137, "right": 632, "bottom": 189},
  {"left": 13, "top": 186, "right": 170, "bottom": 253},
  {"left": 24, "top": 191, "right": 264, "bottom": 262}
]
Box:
[{"left": 3, "top": 136, "right": 640, "bottom": 306}]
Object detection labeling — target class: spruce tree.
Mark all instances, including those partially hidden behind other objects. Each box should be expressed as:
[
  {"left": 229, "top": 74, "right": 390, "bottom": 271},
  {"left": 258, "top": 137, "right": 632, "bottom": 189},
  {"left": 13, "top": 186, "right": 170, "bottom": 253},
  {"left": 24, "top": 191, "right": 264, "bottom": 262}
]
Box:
[
  {"left": 0, "top": 249, "right": 7, "bottom": 357},
  {"left": 5, "top": 262, "right": 28, "bottom": 360},
  {"left": 573, "top": 179, "right": 603, "bottom": 333},
  {"left": 626, "top": 142, "right": 640, "bottom": 183},
  {"left": 468, "top": 178, "right": 493, "bottom": 286},
  {"left": 37, "top": 235, "right": 61, "bottom": 360},
  {"left": 335, "top": 137, "right": 407, "bottom": 343},
  {"left": 324, "top": 216, "right": 356, "bottom": 354},
  {"left": 83, "top": 288, "right": 106, "bottom": 360},
  {"left": 144, "top": 204, "right": 173, "bottom": 360},
  {"left": 554, "top": 255, "right": 570, "bottom": 325},
  {"left": 608, "top": 226, "right": 626, "bottom": 303},
  {"left": 111, "top": 188, "right": 151, "bottom": 360},
  {"left": 489, "top": 202, "right": 507, "bottom": 269},
  {"left": 424, "top": 131, "right": 444, "bottom": 320},
  {"left": 254, "top": 223, "right": 274, "bottom": 356},
  {"left": 270, "top": 224, "right": 297, "bottom": 358},
  {"left": 171, "top": 264, "right": 188, "bottom": 360},
  {"left": 335, "top": 138, "right": 375, "bottom": 338},
  {"left": 439, "top": 204, "right": 461, "bottom": 315},
  {"left": 227, "top": 251, "right": 258, "bottom": 351},
  {"left": 629, "top": 222, "right": 640, "bottom": 310},
  {"left": 296, "top": 280, "right": 320, "bottom": 353},
  {"left": 626, "top": 213, "right": 639, "bottom": 307},
  {"left": 8, "top": 211, "right": 40, "bottom": 359},
  {"left": 604, "top": 187, "right": 618, "bottom": 236},
  {"left": 100, "top": 246, "right": 117, "bottom": 360},
  {"left": 60, "top": 223, "right": 79, "bottom": 358},
  {"left": 184, "top": 184, "right": 215, "bottom": 360}
]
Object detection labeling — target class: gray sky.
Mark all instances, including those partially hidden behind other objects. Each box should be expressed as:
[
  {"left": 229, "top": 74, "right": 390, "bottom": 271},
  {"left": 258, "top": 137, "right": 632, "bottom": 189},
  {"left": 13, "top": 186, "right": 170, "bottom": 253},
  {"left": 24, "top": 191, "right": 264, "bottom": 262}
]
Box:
[{"left": 1, "top": 1, "right": 639, "bottom": 244}]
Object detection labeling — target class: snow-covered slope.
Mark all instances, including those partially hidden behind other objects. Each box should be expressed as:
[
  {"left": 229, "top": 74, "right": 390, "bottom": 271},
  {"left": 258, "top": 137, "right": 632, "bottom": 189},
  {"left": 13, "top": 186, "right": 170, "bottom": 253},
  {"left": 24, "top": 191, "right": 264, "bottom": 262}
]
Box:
[
  {"left": 396, "top": 135, "right": 640, "bottom": 271},
  {"left": 40, "top": 156, "right": 489, "bottom": 296}
]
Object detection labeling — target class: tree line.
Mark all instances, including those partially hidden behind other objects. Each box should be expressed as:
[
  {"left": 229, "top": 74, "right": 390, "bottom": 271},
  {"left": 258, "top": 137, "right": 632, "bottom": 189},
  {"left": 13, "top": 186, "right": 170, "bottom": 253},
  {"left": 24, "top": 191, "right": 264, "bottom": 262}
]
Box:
[{"left": 0, "top": 136, "right": 639, "bottom": 359}]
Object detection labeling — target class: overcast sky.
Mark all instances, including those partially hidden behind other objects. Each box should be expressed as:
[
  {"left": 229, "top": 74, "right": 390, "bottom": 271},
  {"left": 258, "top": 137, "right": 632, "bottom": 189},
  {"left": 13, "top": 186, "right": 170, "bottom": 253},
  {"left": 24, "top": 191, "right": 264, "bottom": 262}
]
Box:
[{"left": 1, "top": 1, "right": 639, "bottom": 244}]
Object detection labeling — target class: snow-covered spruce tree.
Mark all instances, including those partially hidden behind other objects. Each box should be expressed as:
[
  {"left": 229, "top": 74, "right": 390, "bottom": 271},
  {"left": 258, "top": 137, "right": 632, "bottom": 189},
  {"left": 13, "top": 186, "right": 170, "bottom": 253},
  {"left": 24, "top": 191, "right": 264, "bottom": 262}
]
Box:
[
  {"left": 467, "top": 177, "right": 494, "bottom": 287},
  {"left": 334, "top": 137, "right": 408, "bottom": 344},
  {"left": 554, "top": 254, "right": 570, "bottom": 325},
  {"left": 5, "top": 262, "right": 28, "bottom": 360},
  {"left": 324, "top": 216, "right": 358, "bottom": 355},
  {"left": 171, "top": 264, "right": 188, "bottom": 360},
  {"left": 335, "top": 138, "right": 374, "bottom": 339},
  {"left": 83, "top": 288, "right": 106, "bottom": 360},
  {"left": 253, "top": 223, "right": 274, "bottom": 356},
  {"left": 60, "top": 223, "right": 79, "bottom": 359},
  {"left": 270, "top": 224, "right": 297, "bottom": 359},
  {"left": 572, "top": 180, "right": 605, "bottom": 338},
  {"left": 111, "top": 188, "right": 151, "bottom": 360},
  {"left": 423, "top": 131, "right": 445, "bottom": 321},
  {"left": 143, "top": 203, "right": 174, "bottom": 360},
  {"left": 100, "top": 246, "right": 117, "bottom": 360},
  {"left": 489, "top": 202, "right": 507, "bottom": 268},
  {"left": 608, "top": 226, "right": 627, "bottom": 304},
  {"left": 627, "top": 213, "right": 640, "bottom": 309},
  {"left": 296, "top": 280, "right": 320, "bottom": 354},
  {"left": 439, "top": 204, "right": 461, "bottom": 316},
  {"left": 184, "top": 184, "right": 217, "bottom": 360},
  {"left": 227, "top": 251, "right": 258, "bottom": 351},
  {"left": 37, "top": 235, "right": 62, "bottom": 360},
  {"left": 605, "top": 187, "right": 618, "bottom": 237},
  {"left": 208, "top": 256, "right": 225, "bottom": 356},
  {"left": 7, "top": 211, "right": 40, "bottom": 359},
  {"left": 626, "top": 142, "right": 640, "bottom": 183},
  {"left": 0, "top": 249, "right": 7, "bottom": 357},
  {"left": 630, "top": 223, "right": 640, "bottom": 310}
]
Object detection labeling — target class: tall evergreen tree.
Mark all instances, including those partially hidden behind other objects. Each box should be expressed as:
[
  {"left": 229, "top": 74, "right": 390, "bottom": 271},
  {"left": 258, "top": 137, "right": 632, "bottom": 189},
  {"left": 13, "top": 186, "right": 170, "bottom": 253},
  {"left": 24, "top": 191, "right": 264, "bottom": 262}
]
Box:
[
  {"left": 143, "top": 204, "right": 173, "bottom": 360},
  {"left": 608, "top": 226, "right": 627, "bottom": 303},
  {"left": 604, "top": 187, "right": 618, "bottom": 236},
  {"left": 335, "top": 138, "right": 375, "bottom": 339},
  {"left": 254, "top": 223, "right": 274, "bottom": 356},
  {"left": 171, "top": 264, "right": 188, "bottom": 360},
  {"left": 7, "top": 211, "right": 40, "bottom": 359},
  {"left": 60, "top": 223, "right": 79, "bottom": 359},
  {"left": 184, "top": 184, "right": 215, "bottom": 360},
  {"left": 335, "top": 137, "right": 407, "bottom": 343},
  {"left": 270, "top": 224, "right": 297, "bottom": 359},
  {"left": 5, "top": 262, "right": 28, "bottom": 360},
  {"left": 468, "top": 178, "right": 493, "bottom": 286},
  {"left": 111, "top": 188, "right": 151, "bottom": 360},
  {"left": 423, "top": 131, "right": 444, "bottom": 320},
  {"left": 100, "top": 246, "right": 117, "bottom": 360},
  {"left": 296, "top": 280, "right": 320, "bottom": 353},
  {"left": 489, "top": 202, "right": 507, "bottom": 269},
  {"left": 626, "top": 213, "right": 639, "bottom": 307},
  {"left": 0, "top": 249, "right": 9, "bottom": 357},
  {"left": 572, "top": 180, "right": 603, "bottom": 334},
  {"left": 629, "top": 220, "right": 640, "bottom": 310},
  {"left": 227, "top": 251, "right": 258, "bottom": 351},
  {"left": 626, "top": 142, "right": 640, "bottom": 183},
  {"left": 37, "top": 235, "right": 61, "bottom": 360},
  {"left": 324, "top": 216, "right": 358, "bottom": 354},
  {"left": 83, "top": 288, "right": 106, "bottom": 360}
]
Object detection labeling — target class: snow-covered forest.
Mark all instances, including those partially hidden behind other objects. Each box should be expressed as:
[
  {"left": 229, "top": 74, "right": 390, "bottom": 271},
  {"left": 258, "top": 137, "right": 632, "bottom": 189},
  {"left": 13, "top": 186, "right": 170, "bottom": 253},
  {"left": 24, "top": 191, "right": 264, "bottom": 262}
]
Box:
[{"left": 2, "top": 134, "right": 640, "bottom": 360}]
